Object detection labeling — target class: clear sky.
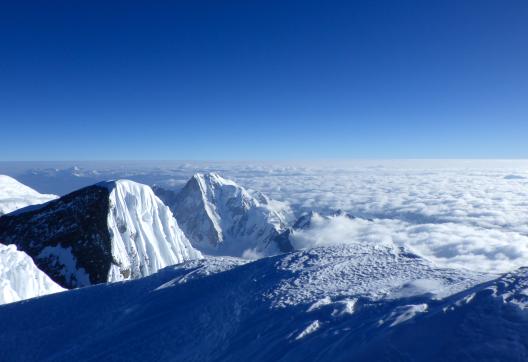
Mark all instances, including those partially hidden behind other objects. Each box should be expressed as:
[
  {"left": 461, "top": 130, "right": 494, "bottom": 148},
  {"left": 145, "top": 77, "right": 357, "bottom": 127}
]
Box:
[{"left": 1, "top": 1, "right": 527, "bottom": 160}]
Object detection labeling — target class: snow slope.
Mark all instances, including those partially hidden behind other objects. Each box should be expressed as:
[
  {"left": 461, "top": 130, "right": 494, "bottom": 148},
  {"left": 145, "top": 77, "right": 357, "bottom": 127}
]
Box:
[
  {"left": 0, "top": 175, "right": 57, "bottom": 215},
  {"left": 0, "top": 180, "right": 201, "bottom": 288},
  {"left": 101, "top": 180, "right": 202, "bottom": 281},
  {"left": 172, "top": 173, "right": 292, "bottom": 256},
  {"left": 0, "top": 244, "right": 64, "bottom": 305},
  {"left": 1, "top": 244, "right": 517, "bottom": 362}
]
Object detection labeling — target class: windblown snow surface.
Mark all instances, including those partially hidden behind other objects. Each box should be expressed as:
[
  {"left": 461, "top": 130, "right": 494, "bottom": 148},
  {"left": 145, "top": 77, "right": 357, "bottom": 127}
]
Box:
[
  {"left": 1, "top": 244, "right": 527, "bottom": 361},
  {"left": 0, "top": 244, "right": 64, "bottom": 305},
  {"left": 0, "top": 175, "right": 57, "bottom": 215}
]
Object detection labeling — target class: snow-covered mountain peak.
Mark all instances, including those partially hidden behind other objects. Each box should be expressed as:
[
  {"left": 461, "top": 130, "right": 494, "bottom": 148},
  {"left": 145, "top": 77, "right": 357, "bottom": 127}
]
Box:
[
  {"left": 0, "top": 175, "right": 57, "bottom": 216},
  {"left": 0, "top": 179, "right": 202, "bottom": 288},
  {"left": 190, "top": 172, "right": 263, "bottom": 214},
  {"left": 193, "top": 172, "right": 239, "bottom": 188},
  {"left": 172, "top": 172, "right": 292, "bottom": 256},
  {"left": 0, "top": 244, "right": 64, "bottom": 305},
  {"left": 101, "top": 179, "right": 203, "bottom": 281}
]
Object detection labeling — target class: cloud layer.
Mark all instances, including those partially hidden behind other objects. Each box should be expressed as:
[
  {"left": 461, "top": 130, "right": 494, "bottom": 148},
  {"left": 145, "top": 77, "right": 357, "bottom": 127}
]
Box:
[
  {"left": 1, "top": 160, "right": 528, "bottom": 274},
  {"left": 290, "top": 214, "right": 528, "bottom": 273}
]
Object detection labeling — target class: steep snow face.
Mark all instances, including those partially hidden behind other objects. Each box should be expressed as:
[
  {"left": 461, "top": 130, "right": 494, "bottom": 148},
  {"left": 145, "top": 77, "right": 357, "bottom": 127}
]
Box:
[
  {"left": 100, "top": 180, "right": 202, "bottom": 281},
  {"left": 0, "top": 180, "right": 201, "bottom": 288},
  {"left": 0, "top": 244, "right": 507, "bottom": 362},
  {"left": 0, "top": 244, "right": 64, "bottom": 305},
  {"left": 0, "top": 175, "right": 57, "bottom": 216},
  {"left": 172, "top": 173, "right": 292, "bottom": 256}
]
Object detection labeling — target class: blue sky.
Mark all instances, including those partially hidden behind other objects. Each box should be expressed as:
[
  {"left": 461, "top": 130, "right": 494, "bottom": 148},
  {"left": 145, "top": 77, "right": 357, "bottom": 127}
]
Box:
[{"left": 1, "top": 0, "right": 527, "bottom": 160}]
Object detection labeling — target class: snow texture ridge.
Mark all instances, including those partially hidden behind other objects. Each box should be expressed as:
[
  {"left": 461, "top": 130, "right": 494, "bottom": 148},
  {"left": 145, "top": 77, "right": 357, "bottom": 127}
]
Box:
[
  {"left": 100, "top": 180, "right": 202, "bottom": 281},
  {"left": 0, "top": 244, "right": 512, "bottom": 362},
  {"left": 0, "top": 175, "right": 57, "bottom": 216},
  {"left": 0, "top": 244, "right": 64, "bottom": 305}
]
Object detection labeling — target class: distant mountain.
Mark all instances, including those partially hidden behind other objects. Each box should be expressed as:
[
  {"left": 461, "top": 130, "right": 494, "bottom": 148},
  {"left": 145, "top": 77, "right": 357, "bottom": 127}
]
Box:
[
  {"left": 0, "top": 180, "right": 201, "bottom": 289},
  {"left": 0, "top": 243, "right": 64, "bottom": 305},
  {"left": 0, "top": 244, "right": 514, "bottom": 362},
  {"left": 272, "top": 210, "right": 364, "bottom": 250},
  {"left": 0, "top": 175, "right": 57, "bottom": 216},
  {"left": 292, "top": 210, "right": 357, "bottom": 229},
  {"left": 170, "top": 173, "right": 293, "bottom": 257}
]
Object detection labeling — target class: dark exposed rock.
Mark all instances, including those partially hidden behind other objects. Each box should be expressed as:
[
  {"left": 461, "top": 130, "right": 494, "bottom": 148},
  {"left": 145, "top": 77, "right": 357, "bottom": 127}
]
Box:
[
  {"left": 272, "top": 229, "right": 295, "bottom": 253},
  {"left": 0, "top": 185, "right": 113, "bottom": 289}
]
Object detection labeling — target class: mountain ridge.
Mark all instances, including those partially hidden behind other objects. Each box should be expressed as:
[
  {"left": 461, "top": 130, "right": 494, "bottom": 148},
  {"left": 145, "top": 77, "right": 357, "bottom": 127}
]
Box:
[
  {"left": 0, "top": 179, "right": 202, "bottom": 288},
  {"left": 0, "top": 175, "right": 57, "bottom": 216},
  {"left": 171, "top": 172, "right": 293, "bottom": 257}
]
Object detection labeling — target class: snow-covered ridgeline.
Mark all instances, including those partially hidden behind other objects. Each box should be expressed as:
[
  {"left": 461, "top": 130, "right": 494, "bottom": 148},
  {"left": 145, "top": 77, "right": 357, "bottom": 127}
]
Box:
[
  {"left": 1, "top": 244, "right": 518, "bottom": 361},
  {"left": 172, "top": 172, "right": 292, "bottom": 256},
  {"left": 0, "top": 244, "right": 64, "bottom": 305},
  {"left": 0, "top": 175, "right": 57, "bottom": 216}
]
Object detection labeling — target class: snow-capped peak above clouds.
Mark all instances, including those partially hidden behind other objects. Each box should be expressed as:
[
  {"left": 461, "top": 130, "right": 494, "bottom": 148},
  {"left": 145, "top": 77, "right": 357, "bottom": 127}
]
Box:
[
  {"left": 0, "top": 179, "right": 201, "bottom": 289},
  {"left": 0, "top": 175, "right": 57, "bottom": 216},
  {"left": 0, "top": 243, "right": 64, "bottom": 305},
  {"left": 171, "top": 172, "right": 293, "bottom": 257}
]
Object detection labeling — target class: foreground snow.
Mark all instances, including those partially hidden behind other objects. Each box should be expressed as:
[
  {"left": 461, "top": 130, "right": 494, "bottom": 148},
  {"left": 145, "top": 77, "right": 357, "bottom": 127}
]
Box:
[
  {"left": 0, "top": 175, "right": 57, "bottom": 215},
  {"left": 0, "top": 244, "right": 64, "bottom": 305},
  {"left": 2, "top": 244, "right": 522, "bottom": 361}
]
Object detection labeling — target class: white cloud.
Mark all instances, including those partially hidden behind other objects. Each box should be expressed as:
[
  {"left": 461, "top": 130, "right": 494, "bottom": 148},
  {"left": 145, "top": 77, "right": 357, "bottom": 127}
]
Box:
[
  {"left": 290, "top": 214, "right": 528, "bottom": 274},
  {"left": 241, "top": 248, "right": 265, "bottom": 260},
  {"left": 2, "top": 160, "right": 528, "bottom": 274}
]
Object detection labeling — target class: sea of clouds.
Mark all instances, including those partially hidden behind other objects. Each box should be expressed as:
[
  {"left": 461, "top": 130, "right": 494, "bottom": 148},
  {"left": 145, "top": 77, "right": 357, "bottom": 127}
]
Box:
[{"left": 1, "top": 160, "right": 527, "bottom": 274}]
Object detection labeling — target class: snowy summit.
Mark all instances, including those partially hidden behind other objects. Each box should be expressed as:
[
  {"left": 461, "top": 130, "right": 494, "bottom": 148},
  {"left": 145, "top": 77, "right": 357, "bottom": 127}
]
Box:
[{"left": 172, "top": 172, "right": 292, "bottom": 257}]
